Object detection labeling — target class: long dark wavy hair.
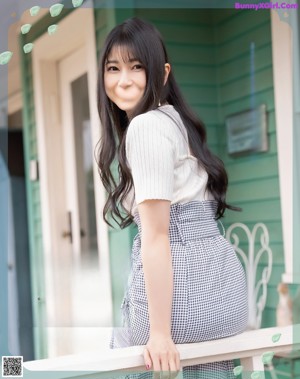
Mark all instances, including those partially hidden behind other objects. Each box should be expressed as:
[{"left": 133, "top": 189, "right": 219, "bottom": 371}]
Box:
[{"left": 96, "top": 17, "right": 241, "bottom": 229}]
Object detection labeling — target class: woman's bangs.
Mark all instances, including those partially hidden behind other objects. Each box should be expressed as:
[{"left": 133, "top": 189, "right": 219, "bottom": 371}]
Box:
[{"left": 107, "top": 37, "right": 144, "bottom": 65}]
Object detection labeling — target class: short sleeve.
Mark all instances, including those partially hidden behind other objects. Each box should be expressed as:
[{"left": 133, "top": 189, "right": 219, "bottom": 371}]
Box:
[{"left": 125, "top": 112, "right": 177, "bottom": 205}]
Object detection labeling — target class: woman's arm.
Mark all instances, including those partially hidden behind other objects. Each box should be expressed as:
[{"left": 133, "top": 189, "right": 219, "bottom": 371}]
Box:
[{"left": 138, "top": 199, "right": 180, "bottom": 378}]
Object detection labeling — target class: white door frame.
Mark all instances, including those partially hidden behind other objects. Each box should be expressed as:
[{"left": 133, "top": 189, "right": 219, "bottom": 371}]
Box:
[
  {"left": 32, "top": 5, "right": 112, "bottom": 357},
  {"left": 271, "top": 10, "right": 296, "bottom": 284},
  {"left": 58, "top": 47, "right": 88, "bottom": 259}
]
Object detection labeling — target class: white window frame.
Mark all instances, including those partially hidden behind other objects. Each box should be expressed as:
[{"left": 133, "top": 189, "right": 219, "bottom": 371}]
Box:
[
  {"left": 271, "top": 8, "right": 300, "bottom": 284},
  {"left": 291, "top": 7, "right": 300, "bottom": 284}
]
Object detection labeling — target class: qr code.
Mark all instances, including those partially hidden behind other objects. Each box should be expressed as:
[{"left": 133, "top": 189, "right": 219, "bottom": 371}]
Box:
[{"left": 2, "top": 356, "right": 23, "bottom": 377}]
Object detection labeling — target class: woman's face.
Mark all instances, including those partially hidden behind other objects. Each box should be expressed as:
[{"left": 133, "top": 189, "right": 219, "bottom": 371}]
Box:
[{"left": 104, "top": 46, "right": 146, "bottom": 117}]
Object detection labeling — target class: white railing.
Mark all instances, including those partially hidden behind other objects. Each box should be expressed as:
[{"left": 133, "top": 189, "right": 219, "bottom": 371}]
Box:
[
  {"left": 24, "top": 324, "right": 300, "bottom": 379},
  {"left": 226, "top": 222, "right": 273, "bottom": 330}
]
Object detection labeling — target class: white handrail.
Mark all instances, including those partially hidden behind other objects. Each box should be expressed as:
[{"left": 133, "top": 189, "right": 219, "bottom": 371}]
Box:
[{"left": 23, "top": 325, "right": 300, "bottom": 379}]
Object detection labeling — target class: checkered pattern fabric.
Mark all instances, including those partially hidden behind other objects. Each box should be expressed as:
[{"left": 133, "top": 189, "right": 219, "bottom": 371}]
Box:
[{"left": 110, "top": 200, "right": 249, "bottom": 379}]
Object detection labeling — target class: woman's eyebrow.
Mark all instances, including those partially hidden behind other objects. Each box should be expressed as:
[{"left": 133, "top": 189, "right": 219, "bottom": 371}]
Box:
[
  {"left": 105, "top": 58, "right": 140, "bottom": 64},
  {"left": 105, "top": 59, "right": 118, "bottom": 64}
]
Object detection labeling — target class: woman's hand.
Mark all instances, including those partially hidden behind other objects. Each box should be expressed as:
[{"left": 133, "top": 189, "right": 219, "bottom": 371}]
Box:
[
  {"left": 143, "top": 333, "right": 181, "bottom": 379},
  {"left": 138, "top": 200, "right": 180, "bottom": 377}
]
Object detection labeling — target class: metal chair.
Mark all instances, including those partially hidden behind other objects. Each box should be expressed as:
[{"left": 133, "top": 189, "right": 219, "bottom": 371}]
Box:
[
  {"left": 226, "top": 222, "right": 300, "bottom": 378},
  {"left": 225, "top": 222, "right": 273, "bottom": 331}
]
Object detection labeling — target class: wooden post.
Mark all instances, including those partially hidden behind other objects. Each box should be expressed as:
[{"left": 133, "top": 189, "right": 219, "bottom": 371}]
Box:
[{"left": 240, "top": 356, "right": 265, "bottom": 379}]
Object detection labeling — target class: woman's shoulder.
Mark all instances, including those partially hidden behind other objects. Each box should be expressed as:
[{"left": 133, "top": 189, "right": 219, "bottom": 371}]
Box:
[
  {"left": 130, "top": 104, "right": 174, "bottom": 121},
  {"left": 128, "top": 105, "right": 181, "bottom": 136}
]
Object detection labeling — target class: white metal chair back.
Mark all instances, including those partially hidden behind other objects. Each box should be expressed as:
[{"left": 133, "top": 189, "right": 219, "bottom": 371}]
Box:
[{"left": 226, "top": 222, "right": 273, "bottom": 330}]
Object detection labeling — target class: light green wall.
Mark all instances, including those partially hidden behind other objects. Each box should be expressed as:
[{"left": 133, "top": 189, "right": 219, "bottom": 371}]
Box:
[
  {"left": 213, "top": 9, "right": 284, "bottom": 329},
  {"left": 132, "top": 9, "right": 285, "bottom": 329}
]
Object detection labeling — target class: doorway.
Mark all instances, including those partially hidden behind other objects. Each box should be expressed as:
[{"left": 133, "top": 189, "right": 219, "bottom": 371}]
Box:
[{"left": 32, "top": 7, "right": 112, "bottom": 357}]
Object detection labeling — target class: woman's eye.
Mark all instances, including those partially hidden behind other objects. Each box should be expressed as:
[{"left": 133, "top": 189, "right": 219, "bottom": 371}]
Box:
[
  {"left": 107, "top": 66, "right": 118, "bottom": 71},
  {"left": 133, "top": 64, "right": 143, "bottom": 70}
]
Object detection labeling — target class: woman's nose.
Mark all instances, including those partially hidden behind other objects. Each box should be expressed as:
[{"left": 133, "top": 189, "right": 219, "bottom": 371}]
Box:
[{"left": 118, "top": 70, "right": 132, "bottom": 87}]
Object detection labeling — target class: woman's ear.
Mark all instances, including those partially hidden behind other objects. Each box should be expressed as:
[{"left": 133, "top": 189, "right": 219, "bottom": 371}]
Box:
[{"left": 163, "top": 63, "right": 171, "bottom": 86}]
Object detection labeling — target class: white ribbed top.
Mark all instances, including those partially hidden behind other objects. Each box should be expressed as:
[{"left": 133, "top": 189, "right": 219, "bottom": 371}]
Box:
[{"left": 123, "top": 104, "right": 214, "bottom": 216}]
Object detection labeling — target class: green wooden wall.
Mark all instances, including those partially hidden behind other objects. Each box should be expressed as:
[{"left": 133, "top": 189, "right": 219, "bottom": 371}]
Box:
[
  {"left": 213, "top": 9, "right": 284, "bottom": 329},
  {"left": 131, "top": 8, "right": 284, "bottom": 329}
]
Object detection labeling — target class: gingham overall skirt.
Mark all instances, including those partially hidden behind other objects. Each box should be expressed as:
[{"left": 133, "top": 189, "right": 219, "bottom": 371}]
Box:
[{"left": 110, "top": 200, "right": 249, "bottom": 379}]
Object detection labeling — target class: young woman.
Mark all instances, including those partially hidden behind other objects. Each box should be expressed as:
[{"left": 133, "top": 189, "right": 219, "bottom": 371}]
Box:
[{"left": 97, "top": 17, "right": 248, "bottom": 379}]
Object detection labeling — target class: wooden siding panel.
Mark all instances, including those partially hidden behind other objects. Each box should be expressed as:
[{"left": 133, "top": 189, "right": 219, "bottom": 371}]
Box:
[
  {"left": 217, "top": 3, "right": 285, "bottom": 321},
  {"left": 222, "top": 199, "right": 281, "bottom": 223},
  {"left": 227, "top": 176, "right": 280, "bottom": 202},
  {"left": 205, "top": 125, "right": 219, "bottom": 144},
  {"left": 218, "top": 45, "right": 273, "bottom": 83},
  {"left": 134, "top": 8, "right": 212, "bottom": 25},
  {"left": 218, "top": 23, "right": 272, "bottom": 64},
  {"left": 262, "top": 307, "right": 277, "bottom": 326},
  {"left": 172, "top": 65, "right": 216, "bottom": 86},
  {"left": 220, "top": 87, "right": 275, "bottom": 116},
  {"left": 216, "top": 10, "right": 271, "bottom": 44},
  {"left": 181, "top": 85, "right": 216, "bottom": 107},
  {"left": 227, "top": 155, "right": 279, "bottom": 182},
  {"left": 193, "top": 107, "right": 219, "bottom": 125},
  {"left": 167, "top": 45, "right": 215, "bottom": 66},
  {"left": 219, "top": 68, "right": 273, "bottom": 105},
  {"left": 154, "top": 23, "right": 215, "bottom": 45},
  {"left": 212, "top": 9, "right": 243, "bottom": 26}
]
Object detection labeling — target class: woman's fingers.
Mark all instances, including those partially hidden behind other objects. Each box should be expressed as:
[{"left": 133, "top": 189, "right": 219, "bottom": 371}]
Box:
[
  {"left": 160, "top": 354, "right": 169, "bottom": 379},
  {"left": 144, "top": 336, "right": 181, "bottom": 379},
  {"left": 169, "top": 358, "right": 179, "bottom": 379},
  {"left": 143, "top": 347, "right": 152, "bottom": 370},
  {"left": 152, "top": 355, "right": 161, "bottom": 379},
  {"left": 175, "top": 352, "right": 181, "bottom": 371},
  {"left": 156, "top": 354, "right": 180, "bottom": 379}
]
